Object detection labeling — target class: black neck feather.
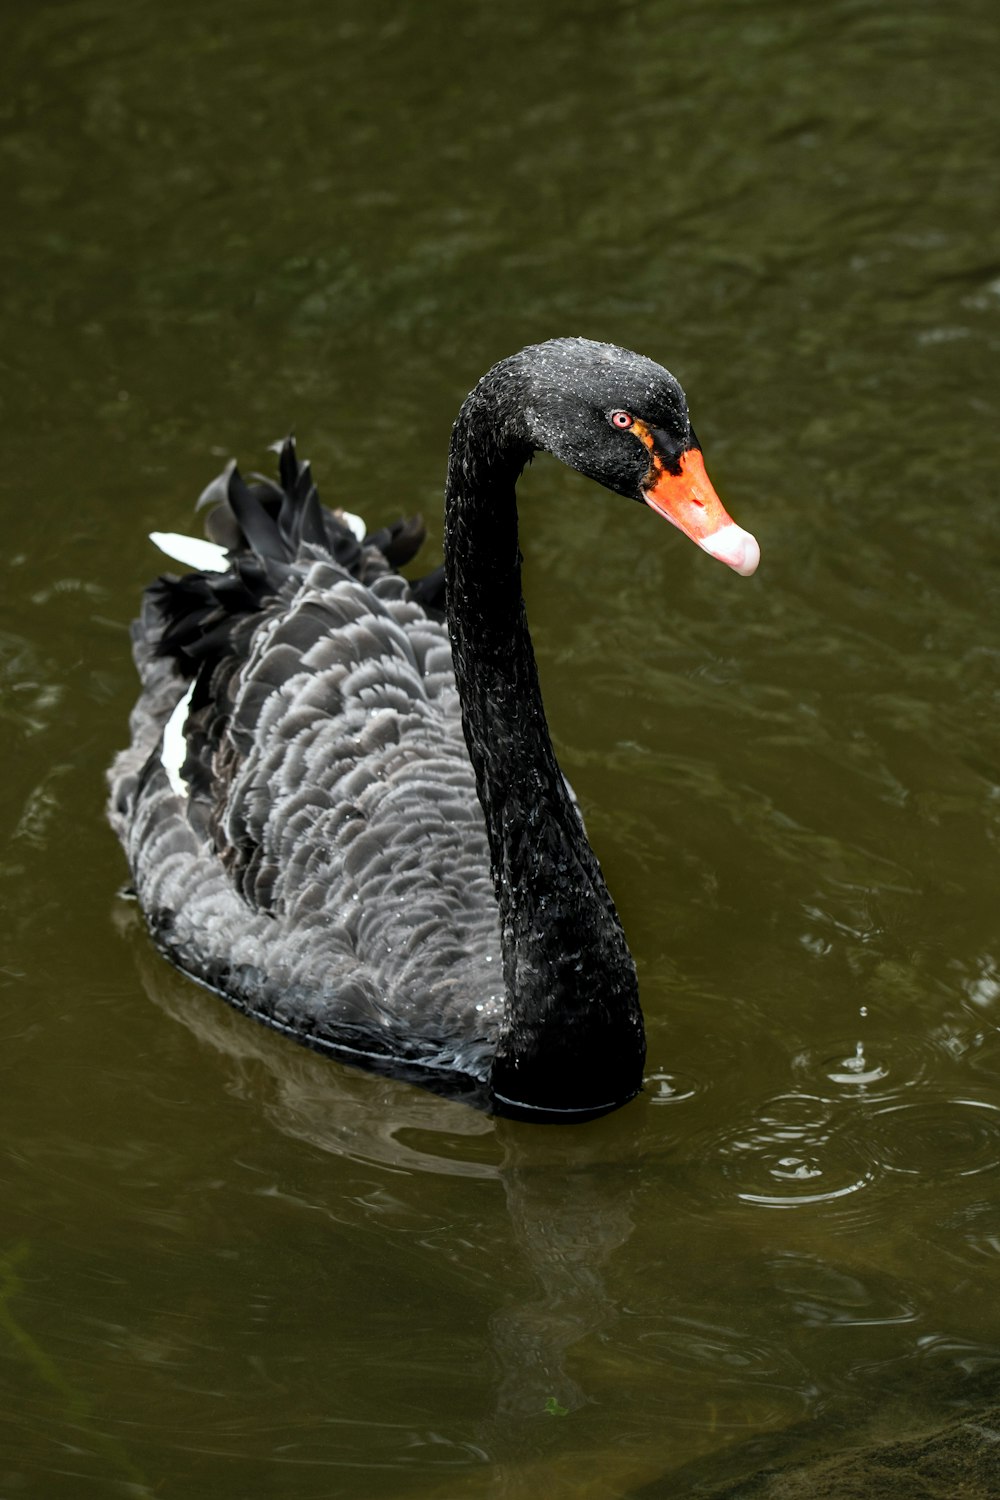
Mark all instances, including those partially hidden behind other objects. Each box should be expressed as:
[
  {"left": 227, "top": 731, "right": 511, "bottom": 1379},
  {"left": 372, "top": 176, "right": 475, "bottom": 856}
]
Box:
[{"left": 444, "top": 362, "right": 646, "bottom": 1119}]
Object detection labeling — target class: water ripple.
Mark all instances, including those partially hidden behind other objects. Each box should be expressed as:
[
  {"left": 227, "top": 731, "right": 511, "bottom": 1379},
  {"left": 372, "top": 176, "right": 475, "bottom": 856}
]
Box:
[
  {"left": 769, "top": 1253, "right": 919, "bottom": 1329},
  {"left": 862, "top": 1096, "right": 1000, "bottom": 1179},
  {"left": 945, "top": 1200, "right": 1000, "bottom": 1267},
  {"left": 708, "top": 1091, "right": 876, "bottom": 1210},
  {"left": 645, "top": 1070, "right": 702, "bottom": 1105},
  {"left": 791, "top": 1034, "right": 932, "bottom": 1100}
]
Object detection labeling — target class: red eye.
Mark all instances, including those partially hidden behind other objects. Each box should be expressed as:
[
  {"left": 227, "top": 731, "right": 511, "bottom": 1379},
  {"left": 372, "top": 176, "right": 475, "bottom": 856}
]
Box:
[{"left": 610, "top": 410, "right": 634, "bottom": 430}]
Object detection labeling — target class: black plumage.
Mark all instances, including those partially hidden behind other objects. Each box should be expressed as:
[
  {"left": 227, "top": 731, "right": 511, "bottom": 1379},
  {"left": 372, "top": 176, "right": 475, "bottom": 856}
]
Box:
[{"left": 109, "top": 338, "right": 757, "bottom": 1120}]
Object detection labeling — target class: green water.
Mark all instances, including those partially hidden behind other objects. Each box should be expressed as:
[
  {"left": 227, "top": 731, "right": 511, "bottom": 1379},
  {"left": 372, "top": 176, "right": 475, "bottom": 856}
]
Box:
[{"left": 3, "top": 0, "right": 1000, "bottom": 1494}]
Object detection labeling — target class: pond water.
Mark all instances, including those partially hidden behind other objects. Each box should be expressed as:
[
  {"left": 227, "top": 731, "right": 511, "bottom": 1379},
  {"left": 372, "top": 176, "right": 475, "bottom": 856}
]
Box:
[{"left": 3, "top": 0, "right": 1000, "bottom": 1494}]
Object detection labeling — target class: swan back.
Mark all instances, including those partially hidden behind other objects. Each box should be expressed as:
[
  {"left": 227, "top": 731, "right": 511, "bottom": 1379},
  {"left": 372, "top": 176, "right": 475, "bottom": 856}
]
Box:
[{"left": 109, "top": 442, "right": 503, "bottom": 1084}]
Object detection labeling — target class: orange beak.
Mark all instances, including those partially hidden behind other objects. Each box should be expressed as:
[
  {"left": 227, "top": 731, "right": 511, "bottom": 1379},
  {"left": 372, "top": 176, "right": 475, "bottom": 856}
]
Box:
[{"left": 640, "top": 441, "right": 760, "bottom": 578}]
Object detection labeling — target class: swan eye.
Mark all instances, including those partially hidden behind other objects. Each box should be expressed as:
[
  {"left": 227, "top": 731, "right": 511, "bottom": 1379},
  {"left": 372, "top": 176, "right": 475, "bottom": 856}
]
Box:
[{"left": 610, "top": 410, "right": 634, "bottom": 430}]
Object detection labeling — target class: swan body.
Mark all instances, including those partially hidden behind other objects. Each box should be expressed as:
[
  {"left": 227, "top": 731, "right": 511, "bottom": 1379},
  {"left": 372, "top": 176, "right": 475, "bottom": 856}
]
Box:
[{"left": 108, "top": 339, "right": 758, "bottom": 1120}]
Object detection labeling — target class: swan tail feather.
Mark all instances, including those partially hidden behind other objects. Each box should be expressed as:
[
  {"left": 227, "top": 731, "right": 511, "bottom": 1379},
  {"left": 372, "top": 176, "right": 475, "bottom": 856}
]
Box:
[{"left": 132, "top": 438, "right": 441, "bottom": 685}]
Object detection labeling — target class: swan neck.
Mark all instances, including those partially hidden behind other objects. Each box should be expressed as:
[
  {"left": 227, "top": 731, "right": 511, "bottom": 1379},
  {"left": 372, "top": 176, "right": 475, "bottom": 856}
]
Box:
[{"left": 443, "top": 367, "right": 645, "bottom": 1116}]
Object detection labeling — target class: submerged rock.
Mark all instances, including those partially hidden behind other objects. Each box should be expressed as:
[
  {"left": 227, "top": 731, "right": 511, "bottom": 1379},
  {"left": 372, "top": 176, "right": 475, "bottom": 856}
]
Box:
[
  {"left": 698, "top": 1406, "right": 1000, "bottom": 1499},
  {"left": 632, "top": 1366, "right": 1000, "bottom": 1500}
]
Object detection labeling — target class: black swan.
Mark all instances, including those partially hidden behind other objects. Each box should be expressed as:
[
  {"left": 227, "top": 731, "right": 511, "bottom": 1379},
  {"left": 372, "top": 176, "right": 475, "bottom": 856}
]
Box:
[{"left": 108, "top": 338, "right": 759, "bottom": 1122}]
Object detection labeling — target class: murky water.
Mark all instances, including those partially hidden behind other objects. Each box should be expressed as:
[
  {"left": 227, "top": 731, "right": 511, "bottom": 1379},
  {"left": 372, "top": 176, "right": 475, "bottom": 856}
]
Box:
[{"left": 3, "top": 0, "right": 1000, "bottom": 1493}]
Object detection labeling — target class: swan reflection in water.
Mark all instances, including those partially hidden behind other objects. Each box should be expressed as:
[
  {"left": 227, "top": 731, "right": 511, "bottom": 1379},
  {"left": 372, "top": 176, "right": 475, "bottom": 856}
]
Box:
[
  {"left": 118, "top": 905, "right": 643, "bottom": 1473},
  {"left": 118, "top": 909, "right": 1000, "bottom": 1499}
]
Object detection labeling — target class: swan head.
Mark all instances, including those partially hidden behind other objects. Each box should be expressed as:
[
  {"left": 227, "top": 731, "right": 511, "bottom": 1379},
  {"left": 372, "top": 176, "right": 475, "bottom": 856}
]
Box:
[{"left": 512, "top": 337, "right": 760, "bottom": 578}]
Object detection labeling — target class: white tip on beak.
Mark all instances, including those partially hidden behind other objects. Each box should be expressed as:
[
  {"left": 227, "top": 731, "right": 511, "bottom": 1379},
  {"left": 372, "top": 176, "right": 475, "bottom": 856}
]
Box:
[{"left": 697, "top": 523, "right": 760, "bottom": 577}]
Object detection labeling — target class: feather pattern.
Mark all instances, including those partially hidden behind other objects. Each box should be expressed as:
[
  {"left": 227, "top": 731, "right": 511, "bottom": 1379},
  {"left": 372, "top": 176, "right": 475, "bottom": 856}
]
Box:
[{"left": 110, "top": 440, "right": 501, "bottom": 1082}]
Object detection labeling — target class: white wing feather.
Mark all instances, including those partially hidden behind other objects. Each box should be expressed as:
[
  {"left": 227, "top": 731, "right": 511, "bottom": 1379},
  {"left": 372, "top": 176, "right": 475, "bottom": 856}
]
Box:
[{"left": 150, "top": 531, "right": 230, "bottom": 572}]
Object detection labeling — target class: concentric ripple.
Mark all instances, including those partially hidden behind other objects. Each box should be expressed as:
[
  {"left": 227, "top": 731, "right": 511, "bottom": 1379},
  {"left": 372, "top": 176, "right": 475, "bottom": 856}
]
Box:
[
  {"left": 709, "top": 1092, "right": 876, "bottom": 1209},
  {"left": 791, "top": 1033, "right": 933, "bottom": 1101},
  {"left": 646, "top": 1070, "right": 702, "bottom": 1105},
  {"left": 862, "top": 1096, "right": 1000, "bottom": 1180}
]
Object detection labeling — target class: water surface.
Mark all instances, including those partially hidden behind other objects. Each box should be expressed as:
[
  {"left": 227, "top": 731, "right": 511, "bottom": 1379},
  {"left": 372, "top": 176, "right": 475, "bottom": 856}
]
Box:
[{"left": 3, "top": 0, "right": 1000, "bottom": 1494}]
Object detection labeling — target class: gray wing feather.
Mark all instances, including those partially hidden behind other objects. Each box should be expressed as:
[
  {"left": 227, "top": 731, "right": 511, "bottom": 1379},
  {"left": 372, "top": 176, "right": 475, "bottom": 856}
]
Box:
[{"left": 109, "top": 559, "right": 503, "bottom": 1080}]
